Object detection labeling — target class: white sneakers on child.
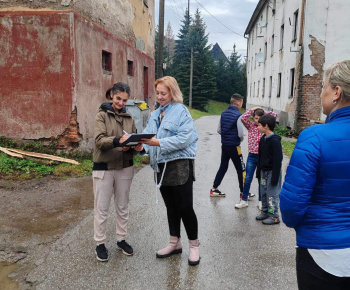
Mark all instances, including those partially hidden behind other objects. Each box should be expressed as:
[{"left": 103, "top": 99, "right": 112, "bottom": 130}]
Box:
[{"left": 235, "top": 200, "right": 248, "bottom": 209}]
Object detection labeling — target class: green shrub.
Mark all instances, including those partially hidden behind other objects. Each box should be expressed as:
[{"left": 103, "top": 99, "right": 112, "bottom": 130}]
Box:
[
  {"left": 274, "top": 124, "right": 291, "bottom": 137},
  {"left": 281, "top": 141, "right": 296, "bottom": 158}
]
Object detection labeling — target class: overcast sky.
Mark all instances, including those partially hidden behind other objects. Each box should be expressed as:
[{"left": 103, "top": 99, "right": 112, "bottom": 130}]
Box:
[{"left": 155, "top": 0, "right": 259, "bottom": 59}]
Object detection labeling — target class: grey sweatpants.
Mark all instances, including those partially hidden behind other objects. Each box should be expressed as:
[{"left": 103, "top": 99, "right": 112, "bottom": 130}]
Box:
[
  {"left": 93, "top": 166, "right": 134, "bottom": 244},
  {"left": 259, "top": 170, "right": 281, "bottom": 218}
]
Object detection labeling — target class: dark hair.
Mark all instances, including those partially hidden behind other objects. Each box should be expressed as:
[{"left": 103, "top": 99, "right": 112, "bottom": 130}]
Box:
[
  {"left": 254, "top": 108, "right": 265, "bottom": 117},
  {"left": 111, "top": 82, "right": 131, "bottom": 96},
  {"left": 230, "top": 93, "right": 244, "bottom": 105},
  {"left": 258, "top": 114, "right": 276, "bottom": 131},
  {"left": 105, "top": 87, "right": 112, "bottom": 100}
]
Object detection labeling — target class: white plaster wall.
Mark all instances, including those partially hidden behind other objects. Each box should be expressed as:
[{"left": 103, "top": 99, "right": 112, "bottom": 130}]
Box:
[
  {"left": 303, "top": 0, "right": 350, "bottom": 121},
  {"left": 302, "top": 0, "right": 328, "bottom": 77},
  {"left": 246, "top": 0, "right": 302, "bottom": 128}
]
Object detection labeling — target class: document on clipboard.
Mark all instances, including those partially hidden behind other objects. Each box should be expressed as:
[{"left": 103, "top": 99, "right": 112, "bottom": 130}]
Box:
[{"left": 119, "top": 133, "right": 156, "bottom": 147}]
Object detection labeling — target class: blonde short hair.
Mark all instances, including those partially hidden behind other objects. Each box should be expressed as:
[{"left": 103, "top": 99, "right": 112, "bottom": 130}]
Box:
[
  {"left": 155, "top": 76, "right": 183, "bottom": 104},
  {"left": 324, "top": 59, "right": 350, "bottom": 103}
]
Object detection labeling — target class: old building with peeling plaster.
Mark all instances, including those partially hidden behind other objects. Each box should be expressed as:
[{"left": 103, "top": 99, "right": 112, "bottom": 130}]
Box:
[
  {"left": 245, "top": 0, "right": 350, "bottom": 131},
  {"left": 0, "top": 0, "right": 155, "bottom": 150}
]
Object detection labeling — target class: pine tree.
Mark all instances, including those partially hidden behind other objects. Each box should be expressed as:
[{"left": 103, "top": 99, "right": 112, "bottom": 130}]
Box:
[
  {"left": 228, "top": 51, "right": 247, "bottom": 105},
  {"left": 214, "top": 57, "right": 233, "bottom": 103},
  {"left": 164, "top": 22, "right": 175, "bottom": 76},
  {"left": 173, "top": 9, "right": 192, "bottom": 102},
  {"left": 189, "top": 9, "right": 216, "bottom": 110}
]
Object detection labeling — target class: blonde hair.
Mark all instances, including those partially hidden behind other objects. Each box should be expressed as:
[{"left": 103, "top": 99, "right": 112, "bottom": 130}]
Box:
[
  {"left": 155, "top": 76, "right": 183, "bottom": 104},
  {"left": 324, "top": 59, "right": 350, "bottom": 103}
]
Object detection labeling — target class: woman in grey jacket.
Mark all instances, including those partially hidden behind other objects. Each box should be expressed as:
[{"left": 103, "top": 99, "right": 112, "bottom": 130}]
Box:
[{"left": 142, "top": 76, "right": 200, "bottom": 265}]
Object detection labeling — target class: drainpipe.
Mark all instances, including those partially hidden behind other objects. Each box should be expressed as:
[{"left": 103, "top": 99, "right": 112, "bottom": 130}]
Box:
[
  {"left": 244, "top": 34, "right": 249, "bottom": 109},
  {"left": 295, "top": 0, "right": 306, "bottom": 132}
]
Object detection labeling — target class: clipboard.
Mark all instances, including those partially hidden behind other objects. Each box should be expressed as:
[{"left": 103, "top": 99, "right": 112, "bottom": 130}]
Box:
[{"left": 120, "top": 133, "right": 156, "bottom": 147}]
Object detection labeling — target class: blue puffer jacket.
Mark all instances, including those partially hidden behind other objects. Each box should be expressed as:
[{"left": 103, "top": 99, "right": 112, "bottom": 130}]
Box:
[
  {"left": 220, "top": 106, "right": 241, "bottom": 146},
  {"left": 142, "top": 102, "right": 198, "bottom": 172},
  {"left": 280, "top": 106, "right": 350, "bottom": 249}
]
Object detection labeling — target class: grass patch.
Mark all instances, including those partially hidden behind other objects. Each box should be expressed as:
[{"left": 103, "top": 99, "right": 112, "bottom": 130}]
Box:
[
  {"left": 188, "top": 100, "right": 233, "bottom": 119},
  {"left": 0, "top": 152, "right": 54, "bottom": 180},
  {"left": 52, "top": 159, "right": 93, "bottom": 179},
  {"left": 133, "top": 154, "right": 150, "bottom": 168},
  {"left": 281, "top": 140, "right": 296, "bottom": 158}
]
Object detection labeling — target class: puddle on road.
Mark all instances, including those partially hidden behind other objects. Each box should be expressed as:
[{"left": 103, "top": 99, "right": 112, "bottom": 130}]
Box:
[{"left": 0, "top": 262, "right": 20, "bottom": 290}]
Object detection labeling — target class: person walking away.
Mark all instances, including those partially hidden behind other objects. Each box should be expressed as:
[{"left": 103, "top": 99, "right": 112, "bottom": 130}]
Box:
[
  {"left": 210, "top": 94, "right": 246, "bottom": 200},
  {"left": 141, "top": 76, "right": 200, "bottom": 266},
  {"left": 280, "top": 60, "right": 350, "bottom": 289},
  {"left": 235, "top": 107, "right": 278, "bottom": 209},
  {"left": 93, "top": 82, "right": 143, "bottom": 262},
  {"left": 255, "top": 114, "right": 283, "bottom": 225}
]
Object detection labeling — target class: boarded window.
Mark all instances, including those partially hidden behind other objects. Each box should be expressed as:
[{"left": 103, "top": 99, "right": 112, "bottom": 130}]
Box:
[
  {"left": 290, "top": 68, "right": 295, "bottom": 97},
  {"left": 271, "top": 34, "right": 274, "bottom": 57},
  {"left": 293, "top": 10, "right": 299, "bottom": 41},
  {"left": 128, "top": 60, "right": 134, "bottom": 76},
  {"left": 280, "top": 24, "right": 284, "bottom": 50},
  {"left": 262, "top": 78, "right": 265, "bottom": 98},
  {"left": 102, "top": 50, "right": 112, "bottom": 72},
  {"left": 277, "top": 73, "right": 282, "bottom": 98}
]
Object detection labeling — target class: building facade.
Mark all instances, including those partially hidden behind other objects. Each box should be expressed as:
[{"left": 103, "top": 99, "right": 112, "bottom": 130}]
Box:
[
  {"left": 245, "top": 0, "right": 350, "bottom": 130},
  {"left": 0, "top": 0, "right": 155, "bottom": 150}
]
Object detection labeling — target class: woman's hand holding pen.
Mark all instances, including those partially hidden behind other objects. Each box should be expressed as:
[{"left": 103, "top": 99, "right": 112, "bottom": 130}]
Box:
[
  {"left": 120, "top": 133, "right": 129, "bottom": 144},
  {"left": 141, "top": 137, "right": 160, "bottom": 147}
]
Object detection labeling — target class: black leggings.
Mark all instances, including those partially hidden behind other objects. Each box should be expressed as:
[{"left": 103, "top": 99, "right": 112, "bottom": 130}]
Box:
[
  {"left": 160, "top": 168, "right": 198, "bottom": 240},
  {"left": 296, "top": 247, "right": 350, "bottom": 290}
]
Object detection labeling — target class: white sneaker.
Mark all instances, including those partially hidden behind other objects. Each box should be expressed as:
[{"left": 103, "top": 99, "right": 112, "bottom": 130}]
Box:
[
  {"left": 235, "top": 200, "right": 248, "bottom": 209},
  {"left": 258, "top": 201, "right": 262, "bottom": 210}
]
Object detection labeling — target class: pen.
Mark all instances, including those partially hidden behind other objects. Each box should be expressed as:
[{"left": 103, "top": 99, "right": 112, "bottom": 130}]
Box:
[{"left": 123, "top": 130, "right": 128, "bottom": 134}]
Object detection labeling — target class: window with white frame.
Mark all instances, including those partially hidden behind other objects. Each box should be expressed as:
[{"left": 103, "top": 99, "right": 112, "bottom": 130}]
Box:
[{"left": 269, "top": 76, "right": 272, "bottom": 98}]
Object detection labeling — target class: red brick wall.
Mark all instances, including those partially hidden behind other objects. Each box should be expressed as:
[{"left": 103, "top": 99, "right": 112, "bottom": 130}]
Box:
[{"left": 297, "top": 36, "right": 325, "bottom": 130}]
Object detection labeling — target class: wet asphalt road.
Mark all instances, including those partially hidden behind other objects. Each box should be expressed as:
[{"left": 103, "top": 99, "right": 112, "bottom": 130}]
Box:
[{"left": 27, "top": 115, "right": 297, "bottom": 290}]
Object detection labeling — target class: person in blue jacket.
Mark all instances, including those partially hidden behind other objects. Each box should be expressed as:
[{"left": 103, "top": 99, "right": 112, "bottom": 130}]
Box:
[
  {"left": 141, "top": 76, "right": 200, "bottom": 266},
  {"left": 280, "top": 59, "right": 350, "bottom": 289},
  {"left": 210, "top": 94, "right": 246, "bottom": 199}
]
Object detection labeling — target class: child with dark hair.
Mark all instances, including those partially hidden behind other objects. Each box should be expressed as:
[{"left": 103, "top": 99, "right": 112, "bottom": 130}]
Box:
[
  {"left": 235, "top": 107, "right": 277, "bottom": 209},
  {"left": 255, "top": 114, "right": 283, "bottom": 225}
]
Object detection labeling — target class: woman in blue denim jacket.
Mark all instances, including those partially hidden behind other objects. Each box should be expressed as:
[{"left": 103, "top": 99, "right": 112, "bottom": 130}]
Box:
[{"left": 141, "top": 76, "right": 200, "bottom": 266}]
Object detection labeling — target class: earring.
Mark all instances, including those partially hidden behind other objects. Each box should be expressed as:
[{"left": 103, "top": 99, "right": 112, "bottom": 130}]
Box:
[{"left": 332, "top": 99, "right": 337, "bottom": 104}]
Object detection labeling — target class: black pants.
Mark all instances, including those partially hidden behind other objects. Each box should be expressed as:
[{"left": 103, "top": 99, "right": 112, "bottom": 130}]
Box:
[
  {"left": 160, "top": 168, "right": 198, "bottom": 240},
  {"left": 296, "top": 247, "right": 350, "bottom": 290},
  {"left": 213, "top": 145, "right": 245, "bottom": 192}
]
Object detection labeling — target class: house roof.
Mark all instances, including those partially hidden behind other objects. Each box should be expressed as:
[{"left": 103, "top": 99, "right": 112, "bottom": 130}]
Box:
[
  {"left": 212, "top": 43, "right": 228, "bottom": 62},
  {"left": 244, "top": 0, "right": 268, "bottom": 35}
]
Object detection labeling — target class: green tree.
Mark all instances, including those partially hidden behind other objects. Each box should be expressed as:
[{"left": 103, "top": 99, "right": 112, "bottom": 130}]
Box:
[
  {"left": 227, "top": 51, "right": 247, "bottom": 106},
  {"left": 214, "top": 57, "right": 233, "bottom": 103},
  {"left": 189, "top": 9, "right": 216, "bottom": 110},
  {"left": 173, "top": 9, "right": 192, "bottom": 100},
  {"left": 173, "top": 9, "right": 216, "bottom": 110},
  {"left": 163, "top": 22, "right": 175, "bottom": 76}
]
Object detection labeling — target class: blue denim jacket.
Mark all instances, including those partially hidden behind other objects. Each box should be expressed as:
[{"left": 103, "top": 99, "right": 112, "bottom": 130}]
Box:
[{"left": 142, "top": 102, "right": 198, "bottom": 172}]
